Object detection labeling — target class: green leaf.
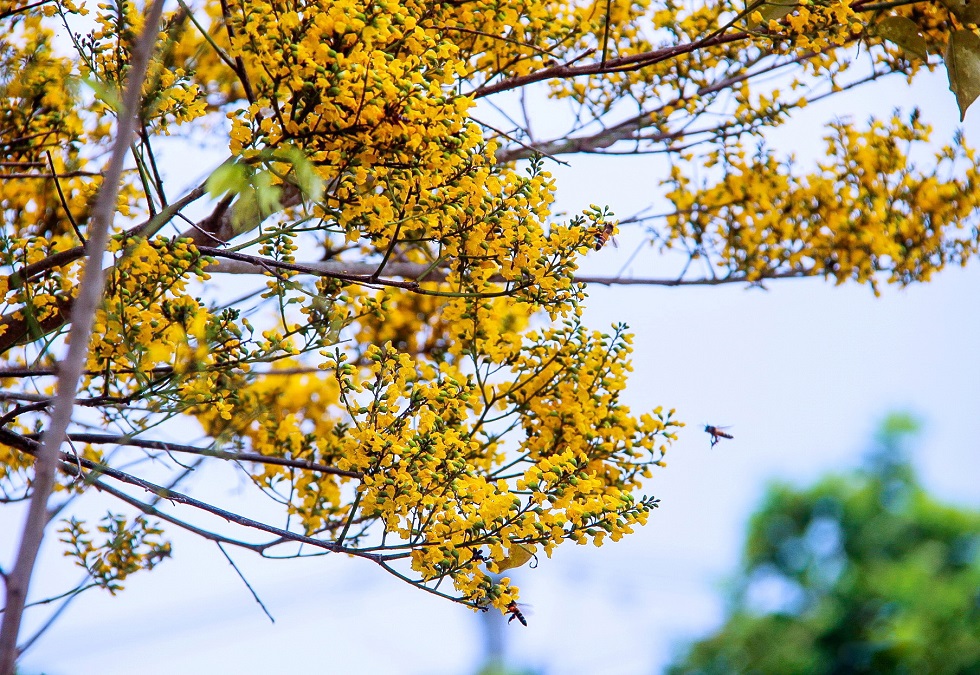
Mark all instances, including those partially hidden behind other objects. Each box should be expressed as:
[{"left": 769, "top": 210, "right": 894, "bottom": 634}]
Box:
[
  {"left": 945, "top": 30, "right": 980, "bottom": 121},
  {"left": 229, "top": 170, "right": 283, "bottom": 236},
  {"left": 22, "top": 293, "right": 45, "bottom": 342},
  {"left": 231, "top": 190, "right": 261, "bottom": 235},
  {"left": 275, "top": 146, "right": 325, "bottom": 201},
  {"left": 746, "top": 0, "right": 796, "bottom": 28},
  {"left": 879, "top": 411, "right": 921, "bottom": 439},
  {"left": 251, "top": 170, "right": 283, "bottom": 215},
  {"left": 205, "top": 161, "right": 248, "bottom": 198},
  {"left": 876, "top": 16, "right": 930, "bottom": 61},
  {"left": 83, "top": 76, "right": 122, "bottom": 112},
  {"left": 325, "top": 315, "right": 345, "bottom": 344}
]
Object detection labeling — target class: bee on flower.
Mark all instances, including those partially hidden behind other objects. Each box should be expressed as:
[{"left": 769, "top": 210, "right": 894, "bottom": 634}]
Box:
[{"left": 594, "top": 221, "right": 616, "bottom": 250}]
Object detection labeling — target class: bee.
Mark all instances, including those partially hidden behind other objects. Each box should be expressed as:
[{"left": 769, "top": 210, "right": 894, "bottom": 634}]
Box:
[
  {"left": 594, "top": 221, "right": 615, "bottom": 250},
  {"left": 705, "top": 425, "right": 733, "bottom": 448},
  {"left": 381, "top": 100, "right": 408, "bottom": 126},
  {"left": 505, "top": 601, "right": 528, "bottom": 627}
]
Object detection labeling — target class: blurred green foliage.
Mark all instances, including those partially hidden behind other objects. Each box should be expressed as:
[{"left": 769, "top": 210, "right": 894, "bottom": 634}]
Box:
[{"left": 668, "top": 413, "right": 980, "bottom": 674}]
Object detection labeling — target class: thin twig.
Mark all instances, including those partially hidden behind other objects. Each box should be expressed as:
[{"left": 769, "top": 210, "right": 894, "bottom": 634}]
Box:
[
  {"left": 15, "top": 577, "right": 97, "bottom": 657},
  {"left": 216, "top": 542, "right": 275, "bottom": 623},
  {"left": 197, "top": 246, "right": 422, "bottom": 292},
  {"left": 44, "top": 151, "right": 84, "bottom": 244},
  {"left": 600, "top": 0, "right": 612, "bottom": 65},
  {"left": 472, "top": 32, "right": 745, "bottom": 98},
  {"left": 0, "top": 0, "right": 52, "bottom": 19},
  {"left": 472, "top": 117, "right": 569, "bottom": 166}
]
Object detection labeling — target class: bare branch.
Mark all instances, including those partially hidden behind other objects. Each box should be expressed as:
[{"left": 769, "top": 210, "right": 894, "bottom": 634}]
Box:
[
  {"left": 574, "top": 271, "right": 808, "bottom": 286},
  {"left": 206, "top": 255, "right": 443, "bottom": 282},
  {"left": 217, "top": 542, "right": 275, "bottom": 623}
]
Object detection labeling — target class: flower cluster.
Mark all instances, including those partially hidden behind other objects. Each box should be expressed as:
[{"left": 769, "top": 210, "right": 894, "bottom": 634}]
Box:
[{"left": 663, "top": 112, "right": 980, "bottom": 291}]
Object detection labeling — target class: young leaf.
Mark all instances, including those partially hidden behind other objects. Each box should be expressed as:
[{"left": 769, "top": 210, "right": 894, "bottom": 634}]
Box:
[
  {"left": 229, "top": 171, "right": 283, "bottom": 236},
  {"left": 252, "top": 170, "right": 283, "bottom": 215},
  {"left": 231, "top": 189, "right": 261, "bottom": 235},
  {"left": 205, "top": 161, "right": 248, "bottom": 199},
  {"left": 946, "top": 30, "right": 980, "bottom": 121},
  {"left": 279, "top": 146, "right": 325, "bottom": 202},
  {"left": 746, "top": 0, "right": 795, "bottom": 28},
  {"left": 82, "top": 76, "right": 122, "bottom": 112}
]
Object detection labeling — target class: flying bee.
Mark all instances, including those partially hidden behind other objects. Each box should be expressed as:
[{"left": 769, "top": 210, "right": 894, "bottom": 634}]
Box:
[
  {"left": 505, "top": 601, "right": 528, "bottom": 627},
  {"left": 594, "top": 221, "right": 616, "bottom": 250},
  {"left": 705, "top": 425, "right": 734, "bottom": 448}
]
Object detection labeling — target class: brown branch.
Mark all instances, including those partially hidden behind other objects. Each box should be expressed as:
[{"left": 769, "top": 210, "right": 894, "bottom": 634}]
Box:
[
  {"left": 0, "top": 364, "right": 342, "bottom": 380},
  {"left": 495, "top": 49, "right": 820, "bottom": 162},
  {"left": 57, "top": 432, "right": 363, "bottom": 480},
  {"left": 197, "top": 246, "right": 423, "bottom": 291},
  {"left": 472, "top": 32, "right": 746, "bottom": 98},
  {"left": 471, "top": 0, "right": 899, "bottom": 105},
  {"left": 0, "top": 170, "right": 102, "bottom": 179},
  {"left": 207, "top": 256, "right": 443, "bottom": 282},
  {"left": 4, "top": 182, "right": 207, "bottom": 292},
  {"left": 206, "top": 256, "right": 815, "bottom": 286},
  {"left": 0, "top": 294, "right": 74, "bottom": 352},
  {"left": 0, "top": 0, "right": 168, "bottom": 667},
  {"left": 0, "top": 0, "right": 52, "bottom": 19},
  {"left": 0, "top": 365, "right": 175, "bottom": 379},
  {"left": 83, "top": 470, "right": 267, "bottom": 551}
]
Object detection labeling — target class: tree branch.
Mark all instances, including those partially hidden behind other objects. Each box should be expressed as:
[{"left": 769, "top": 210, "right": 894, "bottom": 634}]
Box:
[
  {"left": 0, "top": 0, "right": 53, "bottom": 20},
  {"left": 197, "top": 246, "right": 424, "bottom": 292},
  {"left": 0, "top": 182, "right": 209, "bottom": 356},
  {"left": 55, "top": 432, "right": 363, "bottom": 480},
  {"left": 0, "top": 430, "right": 378, "bottom": 561},
  {"left": 471, "top": 32, "right": 746, "bottom": 98},
  {"left": 0, "top": 0, "right": 168, "bottom": 668},
  {"left": 206, "top": 256, "right": 814, "bottom": 286}
]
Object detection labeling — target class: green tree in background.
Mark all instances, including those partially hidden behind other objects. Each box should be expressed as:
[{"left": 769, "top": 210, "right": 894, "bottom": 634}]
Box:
[{"left": 668, "top": 414, "right": 980, "bottom": 674}]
